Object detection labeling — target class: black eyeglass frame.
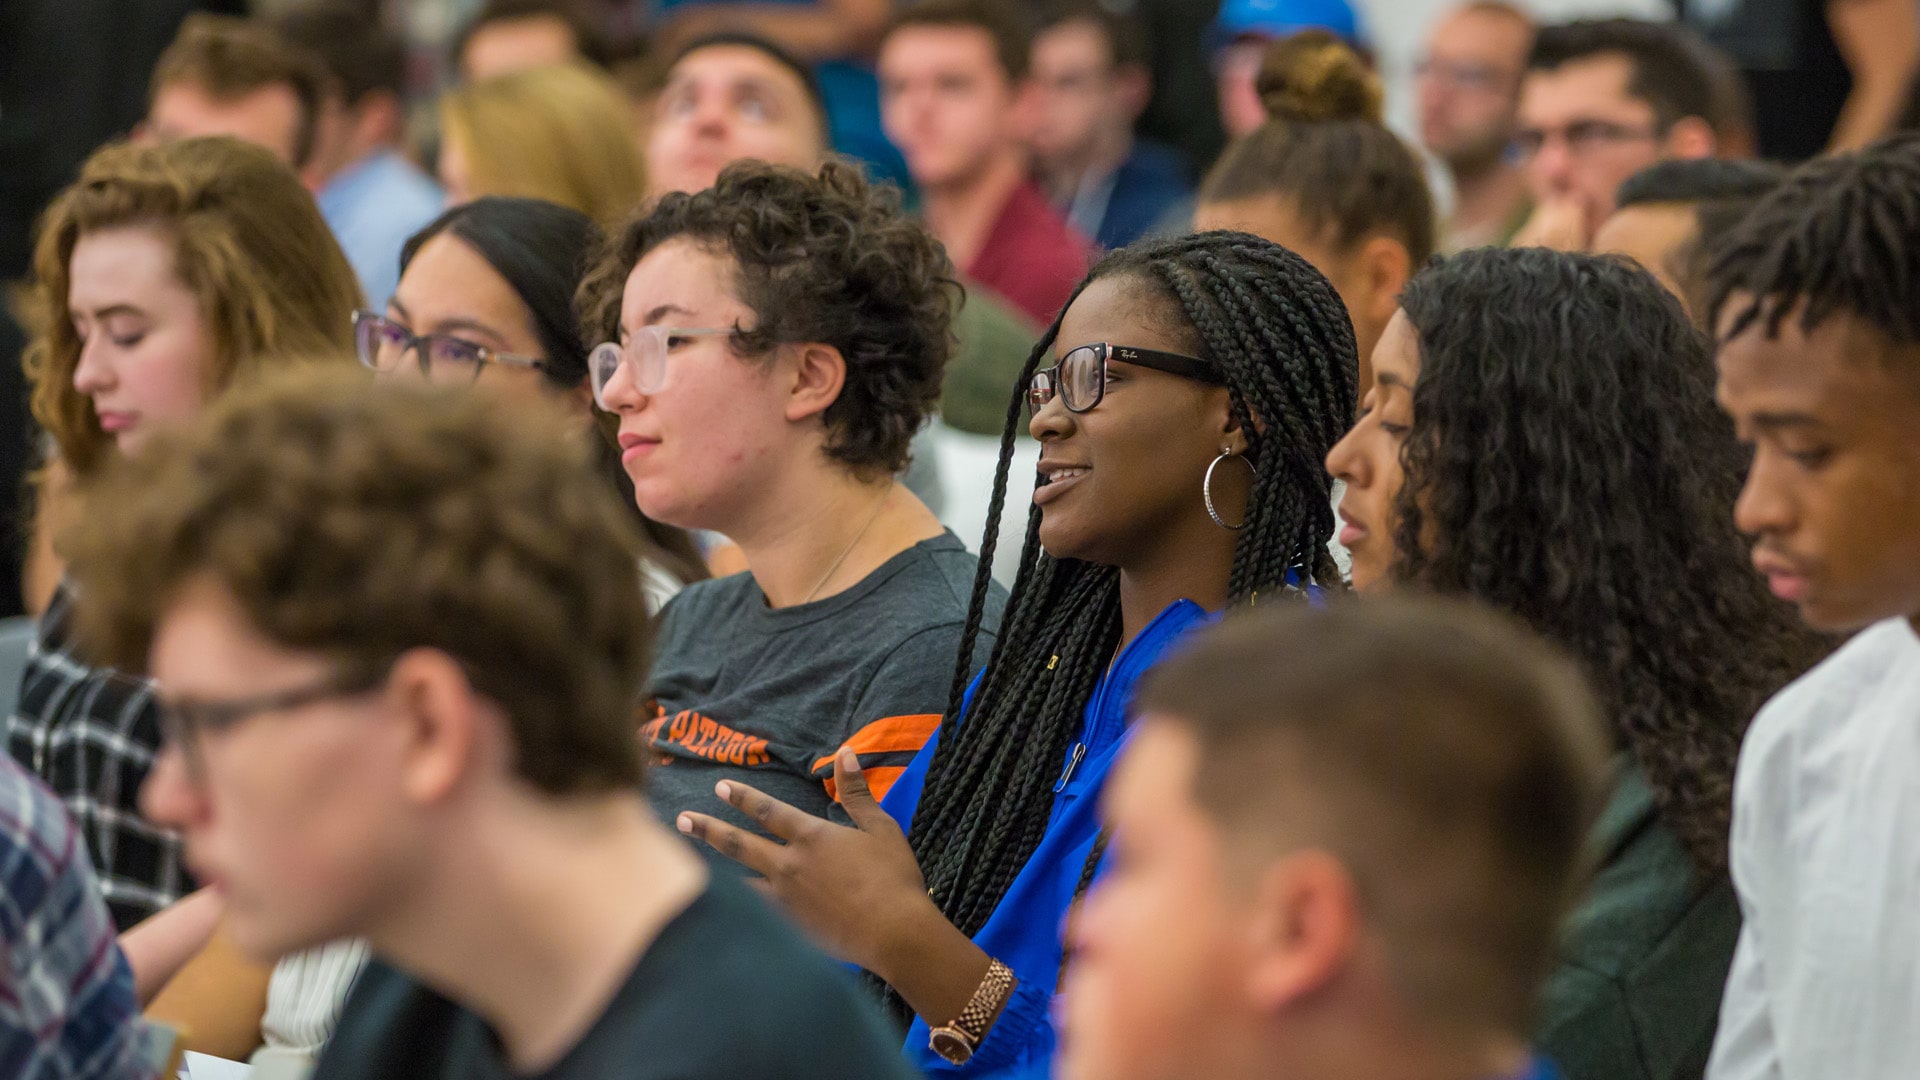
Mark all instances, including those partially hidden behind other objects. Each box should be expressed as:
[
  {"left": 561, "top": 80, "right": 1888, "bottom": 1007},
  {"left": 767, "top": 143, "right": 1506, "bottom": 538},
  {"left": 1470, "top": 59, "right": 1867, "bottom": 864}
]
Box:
[
  {"left": 156, "top": 667, "right": 390, "bottom": 784},
  {"left": 1028, "top": 342, "right": 1223, "bottom": 416},
  {"left": 352, "top": 310, "right": 549, "bottom": 383}
]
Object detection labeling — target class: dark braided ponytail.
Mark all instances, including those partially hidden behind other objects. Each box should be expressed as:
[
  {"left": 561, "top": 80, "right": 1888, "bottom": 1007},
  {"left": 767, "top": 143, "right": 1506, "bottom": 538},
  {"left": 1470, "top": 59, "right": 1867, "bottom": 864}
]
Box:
[{"left": 904, "top": 231, "right": 1358, "bottom": 995}]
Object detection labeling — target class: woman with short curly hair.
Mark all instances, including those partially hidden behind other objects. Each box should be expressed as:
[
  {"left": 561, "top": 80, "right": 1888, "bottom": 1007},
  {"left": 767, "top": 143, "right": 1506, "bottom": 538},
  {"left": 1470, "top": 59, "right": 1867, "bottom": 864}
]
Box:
[
  {"left": 577, "top": 159, "right": 1006, "bottom": 839},
  {"left": 1326, "top": 247, "right": 1832, "bottom": 1080}
]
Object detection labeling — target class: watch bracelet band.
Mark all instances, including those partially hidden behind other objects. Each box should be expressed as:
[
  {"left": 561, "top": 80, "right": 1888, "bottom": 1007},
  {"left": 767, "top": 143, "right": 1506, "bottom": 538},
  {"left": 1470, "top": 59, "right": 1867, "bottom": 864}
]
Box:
[{"left": 953, "top": 958, "right": 1018, "bottom": 1044}]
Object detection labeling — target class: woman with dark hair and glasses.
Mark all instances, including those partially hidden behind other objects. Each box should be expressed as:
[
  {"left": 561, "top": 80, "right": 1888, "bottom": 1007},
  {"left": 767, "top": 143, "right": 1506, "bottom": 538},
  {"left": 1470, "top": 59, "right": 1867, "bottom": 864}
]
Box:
[
  {"left": 363, "top": 195, "right": 708, "bottom": 605},
  {"left": 675, "top": 229, "right": 1357, "bottom": 1076}
]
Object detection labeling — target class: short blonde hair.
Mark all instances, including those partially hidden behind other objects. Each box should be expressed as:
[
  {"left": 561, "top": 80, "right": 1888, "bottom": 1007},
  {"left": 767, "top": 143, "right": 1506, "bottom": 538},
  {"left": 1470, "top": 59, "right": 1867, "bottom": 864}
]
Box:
[
  {"left": 441, "top": 63, "right": 646, "bottom": 224},
  {"left": 24, "top": 137, "right": 361, "bottom": 479}
]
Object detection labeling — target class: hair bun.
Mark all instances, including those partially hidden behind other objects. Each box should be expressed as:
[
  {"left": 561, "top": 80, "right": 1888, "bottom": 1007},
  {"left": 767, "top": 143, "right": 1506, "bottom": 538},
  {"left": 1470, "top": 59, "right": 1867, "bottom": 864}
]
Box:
[{"left": 1256, "top": 30, "right": 1383, "bottom": 126}]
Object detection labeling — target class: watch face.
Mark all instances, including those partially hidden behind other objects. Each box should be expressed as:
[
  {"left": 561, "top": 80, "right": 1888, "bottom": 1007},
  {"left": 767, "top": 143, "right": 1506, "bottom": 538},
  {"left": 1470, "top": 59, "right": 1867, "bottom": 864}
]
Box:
[{"left": 930, "top": 1029, "right": 975, "bottom": 1065}]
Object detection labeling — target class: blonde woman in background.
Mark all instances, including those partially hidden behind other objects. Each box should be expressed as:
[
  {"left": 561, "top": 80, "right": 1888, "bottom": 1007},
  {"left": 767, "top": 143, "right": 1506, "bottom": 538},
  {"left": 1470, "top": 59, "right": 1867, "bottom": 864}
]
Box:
[{"left": 439, "top": 63, "right": 647, "bottom": 223}]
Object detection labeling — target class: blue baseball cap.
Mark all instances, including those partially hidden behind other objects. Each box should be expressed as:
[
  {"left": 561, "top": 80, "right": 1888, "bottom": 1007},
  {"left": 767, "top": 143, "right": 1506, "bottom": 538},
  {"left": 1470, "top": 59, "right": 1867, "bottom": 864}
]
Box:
[{"left": 1211, "top": 0, "right": 1368, "bottom": 51}]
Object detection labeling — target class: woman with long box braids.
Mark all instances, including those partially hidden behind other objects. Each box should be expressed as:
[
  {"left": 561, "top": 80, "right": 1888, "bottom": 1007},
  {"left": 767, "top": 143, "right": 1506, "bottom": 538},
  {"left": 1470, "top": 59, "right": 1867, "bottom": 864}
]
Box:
[{"left": 676, "top": 230, "right": 1358, "bottom": 1075}]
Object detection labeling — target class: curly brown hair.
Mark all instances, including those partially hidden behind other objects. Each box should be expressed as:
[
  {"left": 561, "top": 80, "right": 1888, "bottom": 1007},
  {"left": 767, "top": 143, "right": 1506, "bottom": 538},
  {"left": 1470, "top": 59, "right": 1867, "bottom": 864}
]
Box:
[
  {"left": 24, "top": 137, "right": 361, "bottom": 480},
  {"left": 64, "top": 365, "right": 651, "bottom": 796},
  {"left": 1394, "top": 249, "right": 1831, "bottom": 872},
  {"left": 578, "top": 159, "right": 959, "bottom": 476}
]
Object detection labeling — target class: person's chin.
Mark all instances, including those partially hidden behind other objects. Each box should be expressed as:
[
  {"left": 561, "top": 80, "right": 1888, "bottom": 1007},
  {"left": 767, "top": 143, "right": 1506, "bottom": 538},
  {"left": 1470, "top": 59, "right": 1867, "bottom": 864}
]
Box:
[
  {"left": 631, "top": 485, "right": 701, "bottom": 535},
  {"left": 223, "top": 906, "right": 313, "bottom": 966},
  {"left": 1799, "top": 586, "right": 1902, "bottom": 635},
  {"left": 1036, "top": 522, "right": 1102, "bottom": 566},
  {"left": 1348, "top": 557, "right": 1391, "bottom": 594},
  {"left": 668, "top": 163, "right": 722, "bottom": 196}
]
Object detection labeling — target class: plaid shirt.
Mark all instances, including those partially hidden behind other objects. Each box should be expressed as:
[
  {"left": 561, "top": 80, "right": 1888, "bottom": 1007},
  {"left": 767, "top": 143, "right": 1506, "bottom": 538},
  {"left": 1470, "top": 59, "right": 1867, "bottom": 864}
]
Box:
[
  {"left": 0, "top": 754, "right": 153, "bottom": 1078},
  {"left": 4, "top": 584, "right": 189, "bottom": 930}
]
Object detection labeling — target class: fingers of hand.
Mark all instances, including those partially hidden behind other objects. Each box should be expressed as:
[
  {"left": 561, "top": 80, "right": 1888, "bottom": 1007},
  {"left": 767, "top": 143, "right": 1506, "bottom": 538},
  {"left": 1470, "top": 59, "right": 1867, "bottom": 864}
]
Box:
[
  {"left": 677, "top": 811, "right": 783, "bottom": 875},
  {"left": 833, "top": 748, "right": 892, "bottom": 833},
  {"left": 716, "top": 780, "right": 813, "bottom": 842}
]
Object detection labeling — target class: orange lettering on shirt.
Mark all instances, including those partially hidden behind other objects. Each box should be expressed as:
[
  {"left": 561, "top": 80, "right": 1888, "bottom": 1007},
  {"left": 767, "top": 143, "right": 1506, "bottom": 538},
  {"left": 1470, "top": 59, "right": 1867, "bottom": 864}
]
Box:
[{"left": 646, "top": 708, "right": 771, "bottom": 770}]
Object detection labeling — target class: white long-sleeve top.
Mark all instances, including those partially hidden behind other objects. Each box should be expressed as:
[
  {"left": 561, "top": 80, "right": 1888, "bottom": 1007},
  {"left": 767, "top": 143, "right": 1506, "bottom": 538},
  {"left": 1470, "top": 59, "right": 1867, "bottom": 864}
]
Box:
[
  {"left": 1707, "top": 617, "right": 1920, "bottom": 1080},
  {"left": 249, "top": 939, "right": 371, "bottom": 1079}
]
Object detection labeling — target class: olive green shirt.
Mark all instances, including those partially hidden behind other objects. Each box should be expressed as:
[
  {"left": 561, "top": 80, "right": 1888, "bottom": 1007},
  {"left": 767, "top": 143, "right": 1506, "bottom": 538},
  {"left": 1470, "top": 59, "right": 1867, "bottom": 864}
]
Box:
[
  {"left": 1536, "top": 763, "right": 1740, "bottom": 1080},
  {"left": 941, "top": 283, "right": 1041, "bottom": 437}
]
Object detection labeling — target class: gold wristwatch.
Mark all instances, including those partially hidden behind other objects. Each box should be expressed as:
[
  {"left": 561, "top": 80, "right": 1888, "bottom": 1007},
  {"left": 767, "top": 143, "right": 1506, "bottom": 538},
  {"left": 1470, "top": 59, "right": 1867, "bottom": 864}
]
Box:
[{"left": 928, "top": 959, "right": 1018, "bottom": 1065}]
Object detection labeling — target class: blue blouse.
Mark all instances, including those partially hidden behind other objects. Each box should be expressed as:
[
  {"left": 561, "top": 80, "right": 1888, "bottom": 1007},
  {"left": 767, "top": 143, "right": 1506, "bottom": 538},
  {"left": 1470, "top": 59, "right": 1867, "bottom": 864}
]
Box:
[{"left": 881, "top": 600, "right": 1216, "bottom": 1077}]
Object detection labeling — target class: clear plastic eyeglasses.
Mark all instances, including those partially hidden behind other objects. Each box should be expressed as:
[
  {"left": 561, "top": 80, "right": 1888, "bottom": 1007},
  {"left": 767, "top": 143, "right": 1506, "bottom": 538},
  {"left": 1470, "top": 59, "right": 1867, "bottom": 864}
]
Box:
[{"left": 586, "top": 326, "right": 736, "bottom": 409}]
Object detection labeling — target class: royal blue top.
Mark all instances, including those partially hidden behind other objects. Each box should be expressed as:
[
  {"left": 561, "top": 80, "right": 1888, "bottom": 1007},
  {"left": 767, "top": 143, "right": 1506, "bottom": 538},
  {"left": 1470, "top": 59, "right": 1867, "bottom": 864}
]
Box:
[{"left": 881, "top": 599, "right": 1216, "bottom": 1077}]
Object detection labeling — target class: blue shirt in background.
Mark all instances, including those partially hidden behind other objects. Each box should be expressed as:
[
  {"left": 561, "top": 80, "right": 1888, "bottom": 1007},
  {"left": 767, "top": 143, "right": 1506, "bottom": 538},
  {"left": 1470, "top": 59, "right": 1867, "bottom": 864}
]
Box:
[
  {"left": 316, "top": 150, "right": 444, "bottom": 307},
  {"left": 0, "top": 755, "right": 151, "bottom": 1079},
  {"left": 1058, "top": 139, "right": 1193, "bottom": 252}
]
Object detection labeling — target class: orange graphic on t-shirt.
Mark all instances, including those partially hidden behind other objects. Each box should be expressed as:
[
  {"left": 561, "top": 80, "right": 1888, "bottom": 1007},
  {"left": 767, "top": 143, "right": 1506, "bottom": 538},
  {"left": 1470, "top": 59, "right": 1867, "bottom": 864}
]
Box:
[{"left": 642, "top": 705, "right": 771, "bottom": 768}]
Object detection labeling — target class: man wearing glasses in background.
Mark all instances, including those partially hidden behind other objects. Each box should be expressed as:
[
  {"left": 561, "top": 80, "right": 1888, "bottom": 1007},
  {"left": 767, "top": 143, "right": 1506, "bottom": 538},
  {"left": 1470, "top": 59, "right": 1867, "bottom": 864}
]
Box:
[
  {"left": 1511, "top": 19, "right": 1720, "bottom": 253},
  {"left": 1415, "top": 2, "right": 1536, "bottom": 252}
]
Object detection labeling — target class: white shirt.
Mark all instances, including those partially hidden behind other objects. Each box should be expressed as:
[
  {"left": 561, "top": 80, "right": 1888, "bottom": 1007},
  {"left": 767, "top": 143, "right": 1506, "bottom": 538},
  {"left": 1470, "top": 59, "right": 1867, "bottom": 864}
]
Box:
[
  {"left": 1707, "top": 617, "right": 1920, "bottom": 1080},
  {"left": 251, "top": 939, "right": 371, "bottom": 1078}
]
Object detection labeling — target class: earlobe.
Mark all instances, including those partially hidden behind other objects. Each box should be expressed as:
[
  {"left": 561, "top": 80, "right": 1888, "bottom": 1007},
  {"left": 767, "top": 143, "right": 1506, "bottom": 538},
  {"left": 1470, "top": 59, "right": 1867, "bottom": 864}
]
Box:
[
  {"left": 784, "top": 342, "right": 848, "bottom": 424},
  {"left": 567, "top": 378, "right": 596, "bottom": 416},
  {"left": 1009, "top": 82, "right": 1044, "bottom": 142},
  {"left": 1116, "top": 66, "right": 1154, "bottom": 119}
]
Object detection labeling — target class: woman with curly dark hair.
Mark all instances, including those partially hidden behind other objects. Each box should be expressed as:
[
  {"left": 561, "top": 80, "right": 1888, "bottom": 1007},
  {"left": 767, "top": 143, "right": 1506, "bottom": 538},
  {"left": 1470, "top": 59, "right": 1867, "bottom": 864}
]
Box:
[
  {"left": 576, "top": 159, "right": 1005, "bottom": 841},
  {"left": 1326, "top": 247, "right": 1831, "bottom": 1080}
]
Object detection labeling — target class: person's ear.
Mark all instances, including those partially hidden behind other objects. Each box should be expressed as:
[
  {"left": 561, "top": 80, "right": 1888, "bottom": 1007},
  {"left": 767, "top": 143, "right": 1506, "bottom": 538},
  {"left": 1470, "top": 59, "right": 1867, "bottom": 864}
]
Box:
[
  {"left": 1358, "top": 235, "right": 1413, "bottom": 332},
  {"left": 1664, "top": 116, "right": 1717, "bottom": 161},
  {"left": 388, "top": 648, "right": 487, "bottom": 806},
  {"left": 1217, "top": 394, "right": 1253, "bottom": 456},
  {"left": 1114, "top": 63, "right": 1153, "bottom": 122},
  {"left": 353, "top": 90, "right": 406, "bottom": 150},
  {"left": 1009, "top": 75, "right": 1044, "bottom": 141},
  {"left": 1242, "top": 849, "right": 1363, "bottom": 1013},
  {"left": 784, "top": 341, "right": 848, "bottom": 425},
  {"left": 566, "top": 377, "right": 598, "bottom": 418}
]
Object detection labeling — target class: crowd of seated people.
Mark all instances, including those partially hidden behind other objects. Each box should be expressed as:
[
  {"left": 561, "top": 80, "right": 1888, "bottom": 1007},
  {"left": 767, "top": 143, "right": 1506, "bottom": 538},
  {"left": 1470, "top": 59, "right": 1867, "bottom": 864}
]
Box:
[{"left": 2, "top": 2, "right": 1920, "bottom": 1080}]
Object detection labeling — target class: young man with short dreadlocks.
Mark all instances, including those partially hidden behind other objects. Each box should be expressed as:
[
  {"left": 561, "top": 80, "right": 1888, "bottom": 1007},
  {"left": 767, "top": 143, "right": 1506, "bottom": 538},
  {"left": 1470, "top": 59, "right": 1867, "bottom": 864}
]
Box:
[
  {"left": 678, "top": 229, "right": 1358, "bottom": 1075},
  {"left": 1704, "top": 134, "right": 1920, "bottom": 1080}
]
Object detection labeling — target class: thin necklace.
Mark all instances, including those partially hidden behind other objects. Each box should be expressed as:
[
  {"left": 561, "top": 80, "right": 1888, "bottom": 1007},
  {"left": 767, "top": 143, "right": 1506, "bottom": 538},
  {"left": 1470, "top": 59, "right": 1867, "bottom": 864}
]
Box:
[{"left": 803, "top": 487, "right": 891, "bottom": 604}]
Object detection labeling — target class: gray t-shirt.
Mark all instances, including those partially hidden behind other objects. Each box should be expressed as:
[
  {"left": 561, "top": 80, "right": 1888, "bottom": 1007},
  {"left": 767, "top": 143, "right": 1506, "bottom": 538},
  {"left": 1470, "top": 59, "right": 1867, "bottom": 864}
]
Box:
[{"left": 644, "top": 531, "right": 1005, "bottom": 837}]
